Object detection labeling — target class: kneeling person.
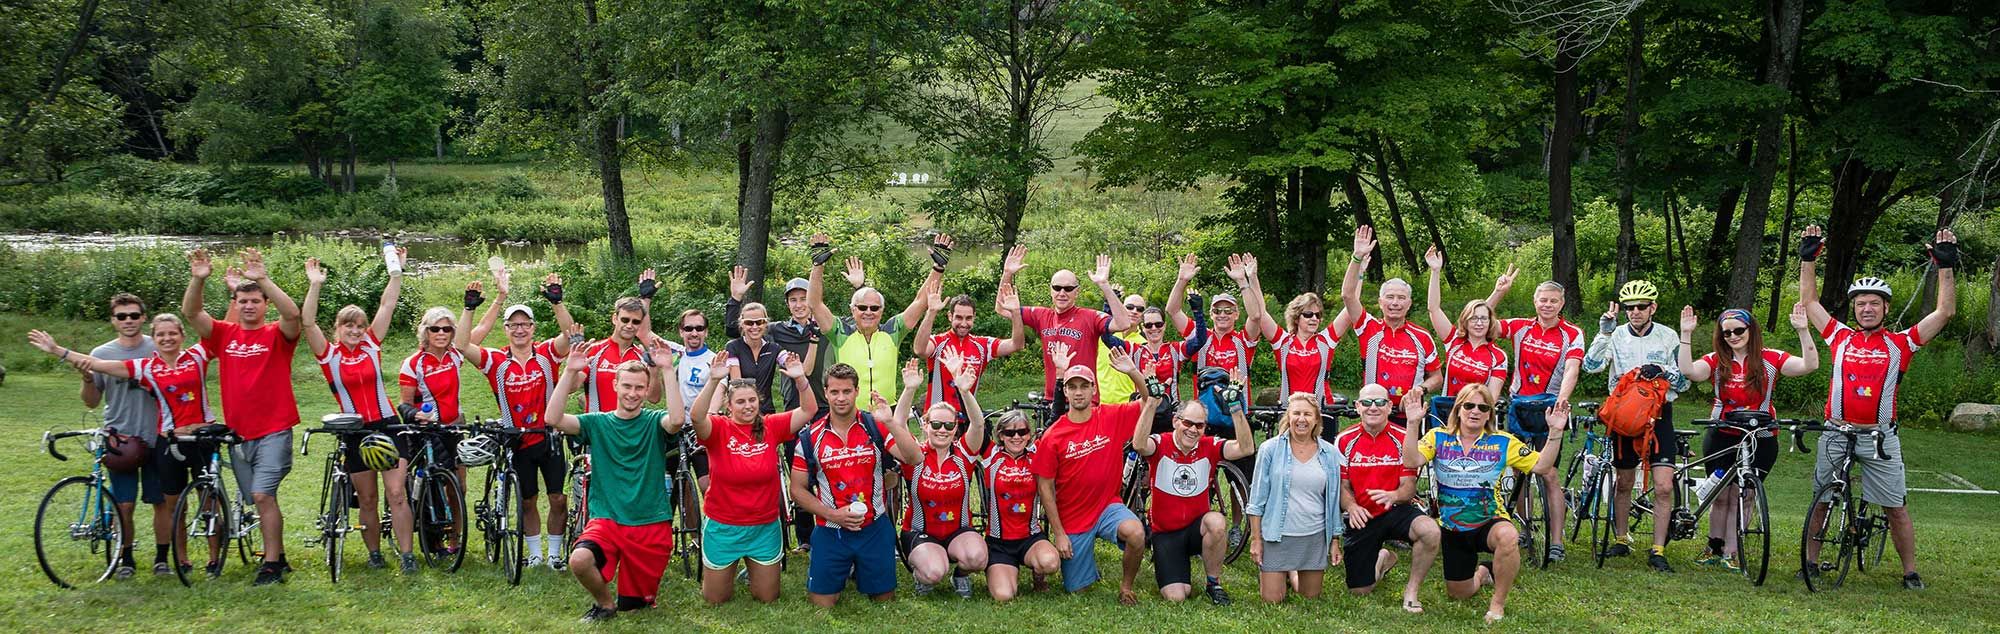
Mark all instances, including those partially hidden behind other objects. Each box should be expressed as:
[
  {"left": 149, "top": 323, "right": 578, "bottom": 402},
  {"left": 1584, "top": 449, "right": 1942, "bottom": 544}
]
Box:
[
  {"left": 790, "top": 363, "right": 924, "bottom": 607},
  {"left": 1338, "top": 384, "right": 1439, "bottom": 613},
  {"left": 1131, "top": 391, "right": 1257, "bottom": 604}
]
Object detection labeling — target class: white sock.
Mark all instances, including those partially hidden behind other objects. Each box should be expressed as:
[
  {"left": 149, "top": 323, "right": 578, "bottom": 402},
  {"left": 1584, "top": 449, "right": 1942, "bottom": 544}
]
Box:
[
  {"left": 526, "top": 535, "right": 542, "bottom": 558},
  {"left": 547, "top": 534, "right": 565, "bottom": 558}
]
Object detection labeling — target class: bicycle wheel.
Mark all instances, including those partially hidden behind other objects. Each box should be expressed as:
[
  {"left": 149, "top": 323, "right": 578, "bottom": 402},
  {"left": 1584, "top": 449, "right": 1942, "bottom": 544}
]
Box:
[
  {"left": 1119, "top": 458, "right": 1151, "bottom": 535},
  {"left": 481, "top": 468, "right": 501, "bottom": 566},
  {"left": 565, "top": 467, "right": 590, "bottom": 545},
  {"left": 676, "top": 474, "right": 704, "bottom": 580},
  {"left": 1215, "top": 461, "right": 1251, "bottom": 565},
  {"left": 1863, "top": 505, "right": 1889, "bottom": 573},
  {"left": 1586, "top": 466, "right": 1613, "bottom": 569},
  {"left": 421, "top": 472, "right": 469, "bottom": 572},
  {"left": 1508, "top": 476, "right": 1543, "bottom": 569},
  {"left": 497, "top": 473, "right": 522, "bottom": 586},
  {"left": 1736, "top": 478, "right": 1771, "bottom": 586},
  {"left": 172, "top": 482, "right": 229, "bottom": 586},
  {"left": 1800, "top": 481, "right": 1850, "bottom": 592},
  {"left": 35, "top": 476, "right": 121, "bottom": 589},
  {"left": 325, "top": 475, "right": 353, "bottom": 584}
]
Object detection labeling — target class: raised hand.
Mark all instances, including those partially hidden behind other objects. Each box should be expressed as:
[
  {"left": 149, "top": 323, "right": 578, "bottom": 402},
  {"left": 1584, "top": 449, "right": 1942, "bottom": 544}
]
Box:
[
  {"left": 1493, "top": 263, "right": 1519, "bottom": 295},
  {"left": 1089, "top": 254, "right": 1112, "bottom": 286},
  {"left": 1401, "top": 394, "right": 1426, "bottom": 423},
  {"left": 901, "top": 358, "right": 924, "bottom": 389},
  {"left": 1352, "top": 225, "right": 1377, "bottom": 256},
  {"left": 465, "top": 281, "right": 486, "bottom": 311},
  {"left": 305, "top": 258, "right": 328, "bottom": 286},
  {"left": 707, "top": 350, "right": 730, "bottom": 374},
  {"left": 26, "top": 329, "right": 61, "bottom": 355},
  {"left": 729, "top": 266, "right": 751, "bottom": 300},
  {"left": 869, "top": 391, "right": 893, "bottom": 420},
  {"left": 188, "top": 249, "right": 213, "bottom": 279},
  {"left": 392, "top": 247, "right": 408, "bottom": 275},
  {"left": 1679, "top": 305, "right": 1698, "bottom": 334},
  {"left": 1176, "top": 253, "right": 1198, "bottom": 282},
  {"left": 542, "top": 273, "right": 565, "bottom": 304},
  {"left": 239, "top": 248, "right": 268, "bottom": 281},
  {"left": 842, "top": 256, "right": 866, "bottom": 288},
  {"left": 1048, "top": 341, "right": 1075, "bottom": 370},
  {"left": 809, "top": 233, "right": 835, "bottom": 267},
  {"left": 779, "top": 351, "right": 807, "bottom": 379},
  {"left": 1225, "top": 253, "right": 1247, "bottom": 285},
  {"left": 648, "top": 341, "right": 677, "bottom": 369},
  {"left": 1546, "top": 400, "right": 1571, "bottom": 434},
  {"left": 939, "top": 345, "right": 967, "bottom": 379},
  {"left": 924, "top": 278, "right": 944, "bottom": 312},
  {"left": 1789, "top": 301, "right": 1809, "bottom": 330},
  {"left": 1799, "top": 225, "right": 1824, "bottom": 262},
  {"left": 564, "top": 329, "right": 590, "bottom": 371},
  {"left": 1602, "top": 301, "right": 1619, "bottom": 322},
  {"left": 1424, "top": 245, "right": 1444, "bottom": 270},
  {"left": 1243, "top": 253, "right": 1261, "bottom": 278},
  {"left": 1002, "top": 245, "right": 1028, "bottom": 279},
  {"left": 224, "top": 266, "right": 243, "bottom": 290},
  {"left": 1931, "top": 228, "right": 1961, "bottom": 269},
  {"left": 637, "top": 268, "right": 658, "bottom": 299},
  {"left": 996, "top": 283, "right": 1020, "bottom": 318},
  {"left": 1107, "top": 347, "right": 1136, "bottom": 374}
]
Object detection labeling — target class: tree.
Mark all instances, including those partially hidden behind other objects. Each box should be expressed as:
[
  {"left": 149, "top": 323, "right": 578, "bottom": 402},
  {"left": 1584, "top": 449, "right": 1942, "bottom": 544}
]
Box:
[{"left": 341, "top": 2, "right": 455, "bottom": 182}]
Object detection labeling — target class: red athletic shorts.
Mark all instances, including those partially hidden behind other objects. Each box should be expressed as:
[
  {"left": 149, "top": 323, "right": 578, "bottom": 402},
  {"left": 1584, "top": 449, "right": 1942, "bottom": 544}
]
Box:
[{"left": 579, "top": 518, "right": 674, "bottom": 605}]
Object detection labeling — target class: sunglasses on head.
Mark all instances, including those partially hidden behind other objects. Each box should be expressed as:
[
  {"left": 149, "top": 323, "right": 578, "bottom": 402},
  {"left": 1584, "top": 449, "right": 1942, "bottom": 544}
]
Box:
[
  {"left": 1721, "top": 326, "right": 1749, "bottom": 337},
  {"left": 1049, "top": 284, "right": 1078, "bottom": 293},
  {"left": 1142, "top": 321, "right": 1165, "bottom": 329},
  {"left": 1357, "top": 398, "right": 1390, "bottom": 407},
  {"left": 427, "top": 325, "right": 455, "bottom": 334},
  {"left": 1299, "top": 311, "right": 1321, "bottom": 319},
  {"left": 1459, "top": 402, "right": 1492, "bottom": 413},
  {"left": 853, "top": 305, "right": 882, "bottom": 312},
  {"left": 112, "top": 311, "right": 145, "bottom": 321},
  {"left": 617, "top": 317, "right": 643, "bottom": 325},
  {"left": 999, "top": 427, "right": 1031, "bottom": 438},
  {"left": 1622, "top": 303, "right": 1652, "bottom": 312},
  {"left": 681, "top": 324, "right": 706, "bottom": 332}
]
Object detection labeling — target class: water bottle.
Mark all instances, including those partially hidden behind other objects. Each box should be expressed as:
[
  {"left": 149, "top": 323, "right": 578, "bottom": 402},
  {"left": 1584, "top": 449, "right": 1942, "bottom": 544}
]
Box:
[
  {"left": 382, "top": 240, "right": 402, "bottom": 274},
  {"left": 1691, "top": 471, "right": 1723, "bottom": 506},
  {"left": 420, "top": 402, "right": 435, "bottom": 421}
]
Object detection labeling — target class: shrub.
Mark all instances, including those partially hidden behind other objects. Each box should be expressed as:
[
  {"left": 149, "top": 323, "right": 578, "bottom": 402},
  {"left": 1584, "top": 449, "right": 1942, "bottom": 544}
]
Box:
[
  {"left": 0, "top": 194, "right": 126, "bottom": 232},
  {"left": 452, "top": 211, "right": 601, "bottom": 243},
  {"left": 494, "top": 174, "right": 540, "bottom": 201}
]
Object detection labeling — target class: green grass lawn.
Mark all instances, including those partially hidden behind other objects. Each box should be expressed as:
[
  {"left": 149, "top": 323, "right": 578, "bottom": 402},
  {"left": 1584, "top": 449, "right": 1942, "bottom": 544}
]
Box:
[{"left": 3, "top": 368, "right": 1998, "bottom": 632}]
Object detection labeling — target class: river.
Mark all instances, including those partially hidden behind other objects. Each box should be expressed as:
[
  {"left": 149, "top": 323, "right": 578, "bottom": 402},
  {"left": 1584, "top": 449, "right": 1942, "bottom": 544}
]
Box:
[{"left": 0, "top": 231, "right": 583, "bottom": 274}]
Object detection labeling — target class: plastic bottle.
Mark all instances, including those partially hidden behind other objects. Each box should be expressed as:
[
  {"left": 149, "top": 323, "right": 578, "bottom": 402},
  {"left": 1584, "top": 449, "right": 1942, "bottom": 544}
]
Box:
[
  {"left": 382, "top": 240, "right": 402, "bottom": 274},
  {"left": 1691, "top": 471, "right": 1723, "bottom": 505},
  {"left": 420, "top": 402, "right": 435, "bottom": 421}
]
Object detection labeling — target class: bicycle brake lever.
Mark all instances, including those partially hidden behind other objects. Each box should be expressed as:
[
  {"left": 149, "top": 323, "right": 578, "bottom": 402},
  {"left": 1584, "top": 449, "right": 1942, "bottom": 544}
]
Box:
[{"left": 1791, "top": 427, "right": 1808, "bottom": 454}]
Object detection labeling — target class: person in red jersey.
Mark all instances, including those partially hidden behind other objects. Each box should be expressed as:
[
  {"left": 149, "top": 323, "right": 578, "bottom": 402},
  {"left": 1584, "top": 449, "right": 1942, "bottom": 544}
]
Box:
[
  {"left": 1172, "top": 253, "right": 1258, "bottom": 391},
  {"left": 181, "top": 247, "right": 302, "bottom": 585},
  {"left": 1244, "top": 231, "right": 1367, "bottom": 433},
  {"left": 789, "top": 362, "right": 924, "bottom": 607},
  {"left": 579, "top": 297, "right": 663, "bottom": 413},
  {"left": 912, "top": 281, "right": 1025, "bottom": 413},
  {"left": 892, "top": 349, "right": 990, "bottom": 598},
  {"left": 1130, "top": 379, "right": 1255, "bottom": 605},
  {"left": 1337, "top": 384, "right": 1439, "bottom": 613},
  {"left": 1488, "top": 275, "right": 1583, "bottom": 563},
  {"left": 1034, "top": 343, "right": 1149, "bottom": 604},
  {"left": 1796, "top": 225, "right": 1960, "bottom": 590},
  {"left": 1008, "top": 245, "right": 1133, "bottom": 407},
  {"left": 458, "top": 268, "right": 581, "bottom": 570},
  {"left": 1337, "top": 227, "right": 1442, "bottom": 423},
  {"left": 1677, "top": 304, "right": 1818, "bottom": 571},
  {"left": 301, "top": 253, "right": 411, "bottom": 571},
  {"left": 980, "top": 408, "right": 1059, "bottom": 601},
  {"left": 1423, "top": 245, "right": 1516, "bottom": 430},
  {"left": 688, "top": 350, "right": 816, "bottom": 604}
]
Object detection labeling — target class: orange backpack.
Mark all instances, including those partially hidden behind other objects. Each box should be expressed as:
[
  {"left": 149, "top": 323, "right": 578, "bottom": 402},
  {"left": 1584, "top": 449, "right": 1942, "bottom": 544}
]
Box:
[{"left": 1600, "top": 367, "right": 1670, "bottom": 456}]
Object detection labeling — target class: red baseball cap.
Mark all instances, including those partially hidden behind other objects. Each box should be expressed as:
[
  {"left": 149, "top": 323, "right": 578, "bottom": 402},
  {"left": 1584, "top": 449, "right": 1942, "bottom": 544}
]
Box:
[{"left": 1060, "top": 365, "right": 1096, "bottom": 385}]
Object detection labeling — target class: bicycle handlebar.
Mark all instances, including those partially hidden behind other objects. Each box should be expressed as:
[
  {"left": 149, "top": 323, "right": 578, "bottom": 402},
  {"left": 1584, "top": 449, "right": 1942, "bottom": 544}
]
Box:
[
  {"left": 1783, "top": 421, "right": 1887, "bottom": 461},
  {"left": 43, "top": 428, "right": 110, "bottom": 462}
]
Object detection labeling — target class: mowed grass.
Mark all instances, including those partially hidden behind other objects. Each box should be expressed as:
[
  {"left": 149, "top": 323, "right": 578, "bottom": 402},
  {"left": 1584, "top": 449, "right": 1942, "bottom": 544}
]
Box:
[{"left": 3, "top": 368, "right": 1999, "bottom": 633}]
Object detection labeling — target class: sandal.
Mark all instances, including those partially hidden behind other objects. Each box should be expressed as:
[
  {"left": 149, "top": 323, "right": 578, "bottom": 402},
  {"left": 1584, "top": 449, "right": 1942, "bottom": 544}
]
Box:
[
  {"left": 1402, "top": 598, "right": 1424, "bottom": 614},
  {"left": 1484, "top": 611, "right": 1504, "bottom": 624}
]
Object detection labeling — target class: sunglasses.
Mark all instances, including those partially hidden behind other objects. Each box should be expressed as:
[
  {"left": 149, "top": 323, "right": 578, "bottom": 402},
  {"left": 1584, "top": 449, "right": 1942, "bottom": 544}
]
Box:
[
  {"left": 740, "top": 319, "right": 768, "bottom": 327},
  {"left": 681, "top": 324, "right": 707, "bottom": 332},
  {"left": 1299, "top": 311, "right": 1321, "bottom": 319},
  {"left": 1049, "top": 285, "right": 1078, "bottom": 293},
  {"left": 1460, "top": 402, "right": 1492, "bottom": 413},
  {"left": 926, "top": 419, "right": 956, "bottom": 430},
  {"left": 1721, "top": 326, "right": 1749, "bottom": 338},
  {"left": 853, "top": 305, "right": 882, "bottom": 312},
  {"left": 1357, "top": 398, "right": 1390, "bottom": 407},
  {"left": 1622, "top": 303, "right": 1652, "bottom": 312},
  {"left": 427, "top": 325, "right": 455, "bottom": 334},
  {"left": 1124, "top": 304, "right": 1144, "bottom": 311},
  {"left": 617, "top": 317, "right": 644, "bottom": 325},
  {"left": 1142, "top": 321, "right": 1166, "bottom": 330},
  {"left": 999, "top": 427, "right": 1031, "bottom": 438},
  {"left": 112, "top": 311, "right": 145, "bottom": 321},
  {"left": 1175, "top": 417, "right": 1206, "bottom": 428}
]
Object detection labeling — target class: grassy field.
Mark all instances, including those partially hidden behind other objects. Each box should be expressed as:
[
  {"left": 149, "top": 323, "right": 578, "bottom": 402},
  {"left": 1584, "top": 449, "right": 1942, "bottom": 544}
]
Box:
[{"left": 3, "top": 368, "right": 1998, "bottom": 632}]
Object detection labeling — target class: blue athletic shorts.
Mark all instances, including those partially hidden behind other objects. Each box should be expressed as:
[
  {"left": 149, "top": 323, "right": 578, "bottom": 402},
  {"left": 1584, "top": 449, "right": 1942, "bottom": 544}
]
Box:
[
  {"left": 1060, "top": 502, "right": 1141, "bottom": 592},
  {"left": 805, "top": 519, "right": 896, "bottom": 596}
]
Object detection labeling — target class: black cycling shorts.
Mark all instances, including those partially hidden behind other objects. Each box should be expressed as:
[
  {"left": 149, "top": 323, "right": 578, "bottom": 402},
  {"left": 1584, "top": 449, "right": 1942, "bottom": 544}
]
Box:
[
  {"left": 1441, "top": 520, "right": 1506, "bottom": 582},
  {"left": 1612, "top": 402, "right": 1675, "bottom": 470},
  {"left": 513, "top": 439, "right": 569, "bottom": 499},
  {"left": 1342, "top": 505, "right": 1425, "bottom": 589},
  {"left": 1699, "top": 426, "right": 1777, "bottom": 480}
]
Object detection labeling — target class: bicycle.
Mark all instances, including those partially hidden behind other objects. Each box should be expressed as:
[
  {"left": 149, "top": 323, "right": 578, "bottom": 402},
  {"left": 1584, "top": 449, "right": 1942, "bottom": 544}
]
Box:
[
  {"left": 1792, "top": 421, "right": 1893, "bottom": 592},
  {"left": 1607, "top": 414, "right": 1792, "bottom": 585},
  {"left": 1549, "top": 405, "right": 1622, "bottom": 571},
  {"left": 564, "top": 435, "right": 591, "bottom": 567},
  {"left": 35, "top": 427, "right": 126, "bottom": 589},
  {"left": 465, "top": 421, "right": 528, "bottom": 586},
  {"left": 301, "top": 414, "right": 374, "bottom": 584},
  {"left": 159, "top": 425, "right": 253, "bottom": 586},
  {"left": 388, "top": 422, "right": 467, "bottom": 572},
  {"left": 666, "top": 428, "right": 702, "bottom": 580}
]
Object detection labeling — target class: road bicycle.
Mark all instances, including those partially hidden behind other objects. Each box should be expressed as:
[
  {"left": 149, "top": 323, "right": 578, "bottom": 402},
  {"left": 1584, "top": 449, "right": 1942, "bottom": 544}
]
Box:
[
  {"left": 387, "top": 422, "right": 467, "bottom": 572},
  {"left": 1606, "top": 414, "right": 1794, "bottom": 586},
  {"left": 1793, "top": 421, "right": 1894, "bottom": 592},
  {"left": 667, "top": 428, "right": 703, "bottom": 580},
  {"left": 163, "top": 424, "right": 254, "bottom": 587},
  {"left": 302, "top": 414, "right": 373, "bottom": 584},
  {"left": 466, "top": 421, "right": 528, "bottom": 586},
  {"left": 35, "top": 427, "right": 126, "bottom": 589},
  {"left": 564, "top": 436, "right": 591, "bottom": 567}
]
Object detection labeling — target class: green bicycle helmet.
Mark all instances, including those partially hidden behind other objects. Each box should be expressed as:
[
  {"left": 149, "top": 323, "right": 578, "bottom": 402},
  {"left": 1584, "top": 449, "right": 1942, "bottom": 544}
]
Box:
[
  {"left": 1618, "top": 279, "right": 1659, "bottom": 303},
  {"left": 359, "top": 433, "right": 401, "bottom": 472}
]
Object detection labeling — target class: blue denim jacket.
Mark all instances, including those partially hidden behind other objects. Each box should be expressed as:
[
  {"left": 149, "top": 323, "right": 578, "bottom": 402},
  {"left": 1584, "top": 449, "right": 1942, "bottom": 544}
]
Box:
[{"left": 1245, "top": 436, "right": 1345, "bottom": 542}]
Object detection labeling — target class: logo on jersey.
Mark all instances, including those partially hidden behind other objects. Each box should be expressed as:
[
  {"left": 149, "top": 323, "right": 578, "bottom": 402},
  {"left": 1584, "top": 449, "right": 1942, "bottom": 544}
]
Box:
[
  {"left": 727, "top": 435, "right": 770, "bottom": 459},
  {"left": 1063, "top": 434, "right": 1111, "bottom": 460},
  {"left": 223, "top": 340, "right": 270, "bottom": 358}
]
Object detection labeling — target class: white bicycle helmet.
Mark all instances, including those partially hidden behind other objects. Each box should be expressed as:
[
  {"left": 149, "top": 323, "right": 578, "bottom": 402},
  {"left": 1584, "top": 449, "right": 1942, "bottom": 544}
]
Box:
[
  {"left": 457, "top": 434, "right": 499, "bottom": 467},
  {"left": 1847, "top": 277, "right": 1893, "bottom": 301}
]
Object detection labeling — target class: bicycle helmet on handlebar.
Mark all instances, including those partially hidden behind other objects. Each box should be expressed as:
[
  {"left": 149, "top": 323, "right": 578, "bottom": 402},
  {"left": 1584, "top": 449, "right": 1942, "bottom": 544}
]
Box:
[
  {"left": 359, "top": 433, "right": 401, "bottom": 471},
  {"left": 457, "top": 434, "right": 499, "bottom": 467}
]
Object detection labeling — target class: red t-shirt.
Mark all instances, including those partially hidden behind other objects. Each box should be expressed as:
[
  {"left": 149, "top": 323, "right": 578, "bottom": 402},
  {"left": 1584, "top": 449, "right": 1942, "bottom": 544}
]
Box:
[
  {"left": 1822, "top": 320, "right": 1923, "bottom": 426},
  {"left": 894, "top": 438, "right": 977, "bottom": 539},
  {"left": 202, "top": 320, "right": 300, "bottom": 440},
  {"left": 1441, "top": 326, "right": 1509, "bottom": 397},
  {"left": 580, "top": 339, "right": 646, "bottom": 413},
  {"left": 1353, "top": 312, "right": 1440, "bottom": 401},
  {"left": 702, "top": 413, "right": 799, "bottom": 526},
  {"left": 1335, "top": 423, "right": 1415, "bottom": 517},
  {"left": 1185, "top": 325, "right": 1256, "bottom": 387},
  {"left": 790, "top": 417, "right": 891, "bottom": 528},
  {"left": 1022, "top": 305, "right": 1112, "bottom": 395},
  {"left": 1030, "top": 401, "right": 1142, "bottom": 532},
  {"left": 926, "top": 332, "right": 999, "bottom": 412},
  {"left": 1696, "top": 349, "right": 1793, "bottom": 418},
  {"left": 1144, "top": 434, "right": 1224, "bottom": 532},
  {"left": 399, "top": 349, "right": 467, "bottom": 424},
  {"left": 1271, "top": 329, "right": 1341, "bottom": 402},
  {"left": 1497, "top": 318, "right": 1585, "bottom": 397},
  {"left": 981, "top": 446, "right": 1042, "bottom": 539},
  {"left": 315, "top": 332, "right": 394, "bottom": 421},
  {"left": 124, "top": 346, "right": 214, "bottom": 435},
  {"left": 476, "top": 342, "right": 560, "bottom": 447}
]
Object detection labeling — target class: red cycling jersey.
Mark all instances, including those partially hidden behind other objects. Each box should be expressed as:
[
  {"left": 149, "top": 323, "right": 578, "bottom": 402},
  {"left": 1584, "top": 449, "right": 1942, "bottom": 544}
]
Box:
[
  {"left": 1270, "top": 329, "right": 1341, "bottom": 403},
  {"left": 1353, "top": 311, "right": 1441, "bottom": 401},
  {"left": 1496, "top": 317, "right": 1584, "bottom": 397},
  {"left": 398, "top": 349, "right": 467, "bottom": 423},
  {"left": 892, "top": 437, "right": 978, "bottom": 540},
  {"left": 701, "top": 414, "right": 798, "bottom": 526},
  {"left": 1021, "top": 305, "right": 1112, "bottom": 396},
  {"left": 1695, "top": 348, "right": 1793, "bottom": 418},
  {"left": 981, "top": 446, "right": 1042, "bottom": 539},
  {"left": 315, "top": 332, "right": 395, "bottom": 421},
  {"left": 925, "top": 332, "right": 999, "bottom": 412},
  {"left": 1821, "top": 320, "right": 1922, "bottom": 426},
  {"left": 1441, "top": 325, "right": 1509, "bottom": 397},
  {"left": 1143, "top": 434, "right": 1224, "bottom": 532},
  {"left": 1185, "top": 325, "right": 1255, "bottom": 387},
  {"left": 1335, "top": 422, "right": 1415, "bottom": 517},
  {"left": 580, "top": 339, "right": 647, "bottom": 413},
  {"left": 124, "top": 346, "right": 215, "bottom": 435},
  {"left": 1132, "top": 341, "right": 1193, "bottom": 401},
  {"left": 475, "top": 341, "right": 561, "bottom": 447}
]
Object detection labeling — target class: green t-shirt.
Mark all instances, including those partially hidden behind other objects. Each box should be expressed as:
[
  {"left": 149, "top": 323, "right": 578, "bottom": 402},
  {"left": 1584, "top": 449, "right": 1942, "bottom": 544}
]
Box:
[
  {"left": 577, "top": 409, "right": 674, "bottom": 525},
  {"left": 829, "top": 314, "right": 908, "bottom": 400}
]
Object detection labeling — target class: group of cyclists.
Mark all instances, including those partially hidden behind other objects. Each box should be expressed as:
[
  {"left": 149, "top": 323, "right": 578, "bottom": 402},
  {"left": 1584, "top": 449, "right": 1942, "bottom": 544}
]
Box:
[{"left": 26, "top": 222, "right": 1963, "bottom": 623}]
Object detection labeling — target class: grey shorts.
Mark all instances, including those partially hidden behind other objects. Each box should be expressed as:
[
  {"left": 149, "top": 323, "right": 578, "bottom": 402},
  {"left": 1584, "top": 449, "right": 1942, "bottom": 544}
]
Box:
[
  {"left": 231, "top": 429, "right": 295, "bottom": 498},
  {"left": 1258, "top": 532, "right": 1329, "bottom": 573},
  {"left": 1813, "top": 428, "right": 1906, "bottom": 508}
]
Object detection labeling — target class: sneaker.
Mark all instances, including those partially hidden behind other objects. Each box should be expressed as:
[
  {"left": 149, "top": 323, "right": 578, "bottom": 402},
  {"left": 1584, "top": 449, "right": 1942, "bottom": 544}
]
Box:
[
  {"left": 579, "top": 605, "right": 618, "bottom": 623},
  {"left": 252, "top": 562, "right": 283, "bottom": 586},
  {"left": 912, "top": 581, "right": 934, "bottom": 596},
  {"left": 400, "top": 553, "right": 419, "bottom": 575},
  {"left": 953, "top": 575, "right": 973, "bottom": 599},
  {"left": 1206, "top": 582, "right": 1233, "bottom": 606},
  {"left": 1648, "top": 552, "right": 1675, "bottom": 573},
  {"left": 736, "top": 567, "right": 750, "bottom": 585},
  {"left": 177, "top": 562, "right": 194, "bottom": 577},
  {"left": 1547, "top": 544, "right": 1566, "bottom": 563},
  {"left": 114, "top": 560, "right": 135, "bottom": 580},
  {"left": 527, "top": 554, "right": 544, "bottom": 569},
  {"left": 153, "top": 562, "right": 172, "bottom": 577},
  {"left": 1796, "top": 566, "right": 1821, "bottom": 582},
  {"left": 368, "top": 551, "right": 387, "bottom": 569},
  {"left": 204, "top": 560, "right": 223, "bottom": 579},
  {"left": 1902, "top": 573, "right": 1925, "bottom": 590},
  {"left": 551, "top": 555, "right": 568, "bottom": 571},
  {"left": 1605, "top": 542, "right": 1632, "bottom": 558}
]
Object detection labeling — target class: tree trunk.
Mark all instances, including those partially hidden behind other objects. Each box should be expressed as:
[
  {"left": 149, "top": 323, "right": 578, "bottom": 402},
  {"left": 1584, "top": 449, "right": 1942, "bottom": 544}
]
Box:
[
  {"left": 305, "top": 145, "right": 322, "bottom": 183},
  {"left": 1767, "top": 123, "right": 1800, "bottom": 331},
  {"left": 1341, "top": 168, "right": 1383, "bottom": 283},
  {"left": 1818, "top": 158, "right": 1901, "bottom": 315},
  {"left": 1702, "top": 141, "right": 1754, "bottom": 305},
  {"left": 1613, "top": 17, "right": 1645, "bottom": 287},
  {"left": 435, "top": 125, "right": 445, "bottom": 159},
  {"left": 1725, "top": 0, "right": 1804, "bottom": 311},
  {"left": 583, "top": 0, "right": 632, "bottom": 259},
  {"left": 1370, "top": 139, "right": 1420, "bottom": 276},
  {"left": 343, "top": 134, "right": 357, "bottom": 194},
  {"left": 4, "top": 0, "right": 100, "bottom": 140},
  {"left": 736, "top": 108, "right": 792, "bottom": 304},
  {"left": 1550, "top": 58, "right": 1585, "bottom": 316},
  {"left": 1986, "top": 251, "right": 2000, "bottom": 352},
  {"left": 1386, "top": 138, "right": 1454, "bottom": 284}
]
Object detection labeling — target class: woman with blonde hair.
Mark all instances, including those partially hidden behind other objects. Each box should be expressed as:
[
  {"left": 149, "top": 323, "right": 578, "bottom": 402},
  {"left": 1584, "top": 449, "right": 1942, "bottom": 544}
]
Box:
[
  {"left": 1424, "top": 246, "right": 1517, "bottom": 431},
  {"left": 301, "top": 252, "right": 415, "bottom": 571},
  {"left": 1244, "top": 392, "right": 1344, "bottom": 603}
]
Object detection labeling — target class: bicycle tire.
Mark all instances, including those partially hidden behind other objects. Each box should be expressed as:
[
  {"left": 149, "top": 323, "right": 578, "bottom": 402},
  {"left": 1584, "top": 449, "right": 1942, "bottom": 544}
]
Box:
[
  {"left": 1737, "top": 478, "right": 1770, "bottom": 586},
  {"left": 1586, "top": 466, "right": 1613, "bottom": 569},
  {"left": 1863, "top": 504, "right": 1889, "bottom": 573},
  {"left": 565, "top": 466, "right": 590, "bottom": 545},
  {"left": 676, "top": 473, "right": 704, "bottom": 580},
  {"left": 326, "top": 475, "right": 352, "bottom": 584},
  {"left": 35, "top": 476, "right": 120, "bottom": 589},
  {"left": 225, "top": 460, "right": 262, "bottom": 566},
  {"left": 1119, "top": 458, "right": 1151, "bottom": 538},
  {"left": 499, "top": 472, "right": 522, "bottom": 586},
  {"left": 435, "top": 472, "right": 469, "bottom": 573},
  {"left": 1800, "top": 481, "right": 1850, "bottom": 592},
  {"left": 1507, "top": 476, "right": 1542, "bottom": 569},
  {"left": 1216, "top": 461, "right": 1250, "bottom": 565},
  {"left": 172, "top": 482, "right": 229, "bottom": 586},
  {"left": 481, "top": 467, "right": 501, "bottom": 566}
]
